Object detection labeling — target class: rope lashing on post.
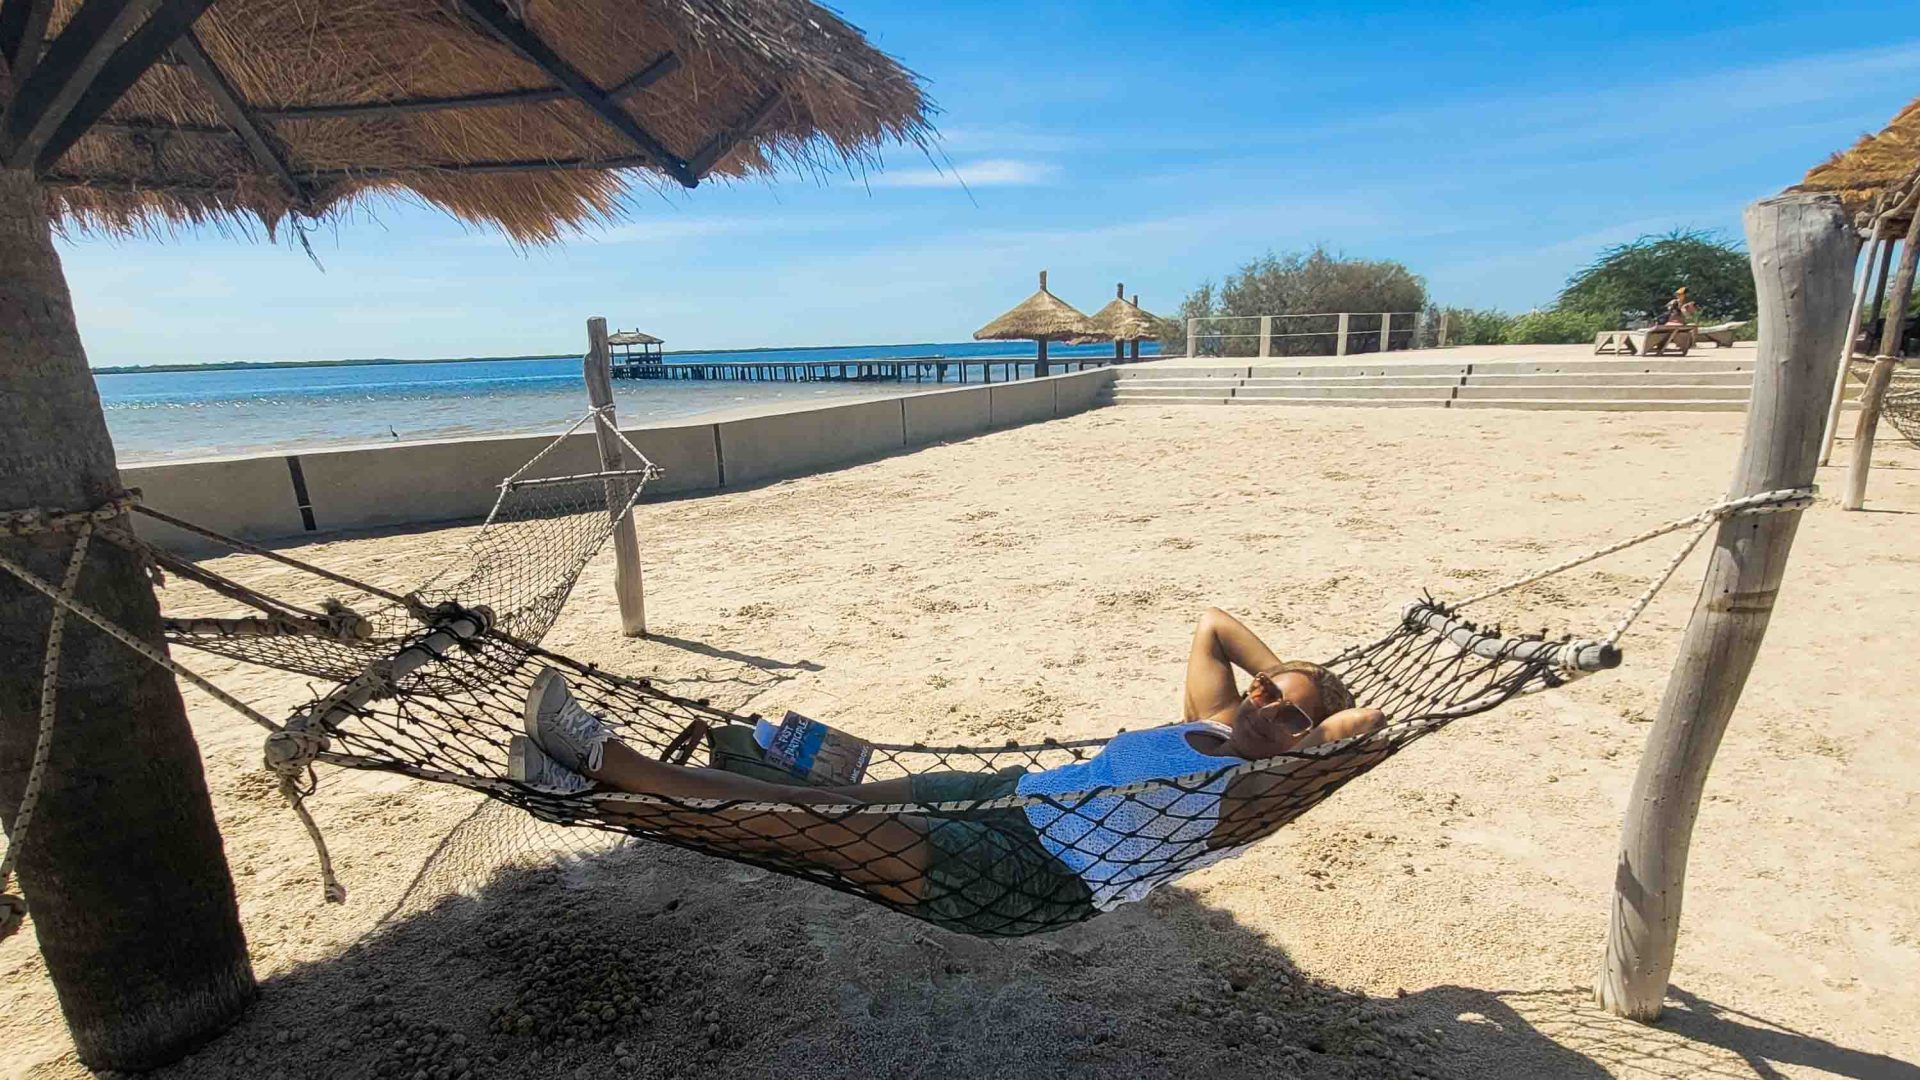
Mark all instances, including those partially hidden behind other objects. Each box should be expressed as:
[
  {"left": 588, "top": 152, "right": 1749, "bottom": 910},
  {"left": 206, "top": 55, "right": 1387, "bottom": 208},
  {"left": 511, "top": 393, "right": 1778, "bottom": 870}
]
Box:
[
  {"left": 0, "top": 519, "right": 96, "bottom": 942},
  {"left": 0, "top": 493, "right": 342, "bottom": 921}
]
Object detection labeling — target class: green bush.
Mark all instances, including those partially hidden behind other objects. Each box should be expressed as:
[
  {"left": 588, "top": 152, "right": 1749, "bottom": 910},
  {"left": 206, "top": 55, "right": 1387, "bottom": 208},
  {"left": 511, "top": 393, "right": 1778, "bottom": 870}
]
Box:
[
  {"left": 1434, "top": 306, "right": 1513, "bottom": 345},
  {"left": 1502, "top": 309, "right": 1617, "bottom": 344}
]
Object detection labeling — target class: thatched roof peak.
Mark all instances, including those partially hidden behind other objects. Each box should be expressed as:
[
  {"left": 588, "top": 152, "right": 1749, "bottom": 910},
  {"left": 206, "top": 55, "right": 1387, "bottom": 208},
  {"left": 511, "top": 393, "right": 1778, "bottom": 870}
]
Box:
[
  {"left": 1793, "top": 96, "right": 1920, "bottom": 232},
  {"left": 973, "top": 270, "right": 1096, "bottom": 342},
  {"left": 34, "top": 0, "right": 935, "bottom": 242},
  {"left": 607, "top": 330, "right": 662, "bottom": 346},
  {"left": 1086, "top": 281, "right": 1160, "bottom": 341}
]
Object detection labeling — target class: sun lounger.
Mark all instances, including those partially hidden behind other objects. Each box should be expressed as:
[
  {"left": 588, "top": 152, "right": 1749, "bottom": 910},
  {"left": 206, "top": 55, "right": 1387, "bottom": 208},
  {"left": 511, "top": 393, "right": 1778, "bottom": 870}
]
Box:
[
  {"left": 1695, "top": 321, "right": 1746, "bottom": 348},
  {"left": 1593, "top": 326, "right": 1694, "bottom": 357}
]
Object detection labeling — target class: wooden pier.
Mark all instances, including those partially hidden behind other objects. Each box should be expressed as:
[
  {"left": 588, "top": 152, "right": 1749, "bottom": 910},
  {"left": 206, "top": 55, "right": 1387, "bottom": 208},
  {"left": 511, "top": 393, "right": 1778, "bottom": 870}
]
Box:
[{"left": 610, "top": 354, "right": 1121, "bottom": 383}]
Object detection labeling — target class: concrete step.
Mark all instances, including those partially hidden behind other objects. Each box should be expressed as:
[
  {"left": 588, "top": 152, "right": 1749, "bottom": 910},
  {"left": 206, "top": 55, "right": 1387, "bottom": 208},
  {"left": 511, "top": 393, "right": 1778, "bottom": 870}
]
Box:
[
  {"left": 1113, "top": 380, "right": 1228, "bottom": 393},
  {"left": 1105, "top": 394, "right": 1233, "bottom": 406},
  {"left": 1238, "top": 375, "right": 1464, "bottom": 389},
  {"left": 1467, "top": 358, "right": 1751, "bottom": 376},
  {"left": 1233, "top": 385, "right": 1457, "bottom": 400},
  {"left": 1225, "top": 396, "right": 1452, "bottom": 408},
  {"left": 1465, "top": 371, "right": 1752, "bottom": 388},
  {"left": 1101, "top": 393, "right": 1749, "bottom": 412},
  {"left": 1452, "top": 398, "right": 1747, "bottom": 412},
  {"left": 1452, "top": 384, "right": 1750, "bottom": 401}
]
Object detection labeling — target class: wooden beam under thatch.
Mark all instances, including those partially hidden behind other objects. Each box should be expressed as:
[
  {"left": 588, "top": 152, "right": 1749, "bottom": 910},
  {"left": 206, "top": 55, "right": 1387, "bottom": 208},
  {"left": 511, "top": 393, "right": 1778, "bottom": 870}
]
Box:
[
  {"left": 0, "top": 0, "right": 55, "bottom": 87},
  {"left": 168, "top": 28, "right": 308, "bottom": 207},
  {"left": 689, "top": 89, "right": 784, "bottom": 180},
  {"left": 31, "top": 0, "right": 215, "bottom": 170},
  {"left": 1, "top": 0, "right": 157, "bottom": 168},
  {"left": 455, "top": 0, "right": 695, "bottom": 188}
]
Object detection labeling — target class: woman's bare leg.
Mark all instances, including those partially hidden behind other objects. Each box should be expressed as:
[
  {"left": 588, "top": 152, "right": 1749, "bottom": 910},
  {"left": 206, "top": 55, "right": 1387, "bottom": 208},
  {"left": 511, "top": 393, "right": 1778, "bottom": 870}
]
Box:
[
  {"left": 1183, "top": 607, "right": 1285, "bottom": 720},
  {"left": 585, "top": 740, "right": 930, "bottom": 904}
]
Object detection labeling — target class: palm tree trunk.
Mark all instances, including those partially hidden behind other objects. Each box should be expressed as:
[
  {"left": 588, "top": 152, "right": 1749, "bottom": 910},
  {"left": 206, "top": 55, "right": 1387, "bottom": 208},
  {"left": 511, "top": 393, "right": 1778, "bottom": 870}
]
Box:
[{"left": 0, "top": 169, "right": 255, "bottom": 1069}]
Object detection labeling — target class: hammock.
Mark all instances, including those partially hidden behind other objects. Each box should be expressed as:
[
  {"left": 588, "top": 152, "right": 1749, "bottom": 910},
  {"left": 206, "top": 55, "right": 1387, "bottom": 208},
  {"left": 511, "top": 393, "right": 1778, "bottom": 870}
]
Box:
[
  {"left": 0, "top": 423, "right": 1817, "bottom": 938},
  {"left": 149, "top": 405, "right": 655, "bottom": 682},
  {"left": 1849, "top": 360, "right": 1920, "bottom": 451}
]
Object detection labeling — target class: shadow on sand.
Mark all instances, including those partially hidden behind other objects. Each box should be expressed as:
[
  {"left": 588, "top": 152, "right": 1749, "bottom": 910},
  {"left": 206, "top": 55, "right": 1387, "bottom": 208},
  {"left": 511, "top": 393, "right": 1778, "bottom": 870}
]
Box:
[
  {"left": 628, "top": 633, "right": 823, "bottom": 701},
  {"left": 141, "top": 839, "right": 1916, "bottom": 1080}
]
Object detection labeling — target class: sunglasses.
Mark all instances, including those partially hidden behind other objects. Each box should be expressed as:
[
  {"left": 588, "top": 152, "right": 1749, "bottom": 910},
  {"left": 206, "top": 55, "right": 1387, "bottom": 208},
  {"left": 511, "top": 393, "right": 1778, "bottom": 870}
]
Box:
[{"left": 1249, "top": 672, "right": 1316, "bottom": 736}]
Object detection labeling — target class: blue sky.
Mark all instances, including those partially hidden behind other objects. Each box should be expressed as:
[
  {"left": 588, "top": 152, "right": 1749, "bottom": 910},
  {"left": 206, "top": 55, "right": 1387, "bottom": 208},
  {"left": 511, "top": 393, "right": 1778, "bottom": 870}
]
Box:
[{"left": 59, "top": 0, "right": 1919, "bottom": 366}]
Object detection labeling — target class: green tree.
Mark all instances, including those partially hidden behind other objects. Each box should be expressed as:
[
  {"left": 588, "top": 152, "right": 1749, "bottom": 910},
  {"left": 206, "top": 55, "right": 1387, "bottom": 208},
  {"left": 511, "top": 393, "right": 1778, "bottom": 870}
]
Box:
[
  {"left": 1162, "top": 246, "right": 1427, "bottom": 355},
  {"left": 1556, "top": 229, "right": 1755, "bottom": 324}
]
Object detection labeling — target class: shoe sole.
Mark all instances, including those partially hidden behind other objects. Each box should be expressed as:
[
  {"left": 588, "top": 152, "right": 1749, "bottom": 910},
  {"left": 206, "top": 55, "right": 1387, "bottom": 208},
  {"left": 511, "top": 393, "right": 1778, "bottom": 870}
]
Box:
[
  {"left": 507, "top": 735, "right": 532, "bottom": 784},
  {"left": 524, "top": 666, "right": 560, "bottom": 743}
]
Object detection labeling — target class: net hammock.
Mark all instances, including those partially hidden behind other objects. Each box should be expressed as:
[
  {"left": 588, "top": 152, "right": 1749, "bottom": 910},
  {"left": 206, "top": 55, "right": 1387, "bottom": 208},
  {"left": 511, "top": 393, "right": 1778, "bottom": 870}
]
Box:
[
  {"left": 1848, "top": 360, "right": 1920, "bottom": 450},
  {"left": 0, "top": 429, "right": 1816, "bottom": 938},
  {"left": 149, "top": 405, "right": 655, "bottom": 682}
]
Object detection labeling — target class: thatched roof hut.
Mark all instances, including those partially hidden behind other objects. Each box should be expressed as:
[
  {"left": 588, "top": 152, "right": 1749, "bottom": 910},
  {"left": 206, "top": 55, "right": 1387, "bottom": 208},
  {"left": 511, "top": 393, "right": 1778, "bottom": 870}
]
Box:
[
  {"left": 1087, "top": 283, "right": 1159, "bottom": 341},
  {"left": 973, "top": 271, "right": 1096, "bottom": 375},
  {"left": 974, "top": 271, "right": 1097, "bottom": 341},
  {"left": 1793, "top": 96, "right": 1920, "bottom": 232},
  {"left": 607, "top": 330, "right": 662, "bottom": 346},
  {"left": 28, "top": 0, "right": 933, "bottom": 242}
]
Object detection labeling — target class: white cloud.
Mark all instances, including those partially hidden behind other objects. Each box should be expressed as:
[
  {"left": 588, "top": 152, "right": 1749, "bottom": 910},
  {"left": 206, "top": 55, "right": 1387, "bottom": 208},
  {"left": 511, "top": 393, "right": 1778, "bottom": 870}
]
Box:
[{"left": 863, "top": 159, "right": 1060, "bottom": 189}]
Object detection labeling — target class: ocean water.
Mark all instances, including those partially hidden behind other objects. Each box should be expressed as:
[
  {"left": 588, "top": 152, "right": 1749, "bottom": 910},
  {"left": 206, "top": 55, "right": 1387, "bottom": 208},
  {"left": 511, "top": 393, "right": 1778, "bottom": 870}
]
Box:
[{"left": 96, "top": 340, "right": 1155, "bottom": 463}]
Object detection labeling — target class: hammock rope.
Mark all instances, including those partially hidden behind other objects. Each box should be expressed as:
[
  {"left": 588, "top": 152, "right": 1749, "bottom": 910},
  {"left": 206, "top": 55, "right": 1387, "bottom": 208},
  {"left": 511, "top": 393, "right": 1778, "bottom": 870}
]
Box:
[{"left": 0, "top": 433, "right": 1818, "bottom": 937}]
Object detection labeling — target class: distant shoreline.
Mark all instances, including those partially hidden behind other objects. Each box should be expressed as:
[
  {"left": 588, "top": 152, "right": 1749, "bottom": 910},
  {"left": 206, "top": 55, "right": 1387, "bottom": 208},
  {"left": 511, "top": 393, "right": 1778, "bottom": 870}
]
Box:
[{"left": 89, "top": 341, "right": 1003, "bottom": 376}]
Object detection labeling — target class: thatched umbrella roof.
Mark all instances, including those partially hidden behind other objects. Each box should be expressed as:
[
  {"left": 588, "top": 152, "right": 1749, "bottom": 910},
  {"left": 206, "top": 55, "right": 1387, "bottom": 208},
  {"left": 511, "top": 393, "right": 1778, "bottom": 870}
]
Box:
[
  {"left": 1086, "top": 282, "right": 1159, "bottom": 342},
  {"left": 1793, "top": 96, "right": 1920, "bottom": 232},
  {"left": 607, "top": 329, "right": 662, "bottom": 346},
  {"left": 973, "top": 271, "right": 1096, "bottom": 342},
  {"left": 24, "top": 0, "right": 933, "bottom": 242}
]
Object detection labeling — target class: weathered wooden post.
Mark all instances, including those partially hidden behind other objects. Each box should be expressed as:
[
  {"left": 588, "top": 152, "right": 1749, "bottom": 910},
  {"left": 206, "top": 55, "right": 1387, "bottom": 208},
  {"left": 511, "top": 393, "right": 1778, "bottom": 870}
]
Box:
[
  {"left": 1335, "top": 313, "right": 1351, "bottom": 356},
  {"left": 1596, "top": 193, "right": 1855, "bottom": 1021},
  {"left": 1131, "top": 295, "right": 1143, "bottom": 361},
  {"left": 1842, "top": 204, "right": 1920, "bottom": 510},
  {"left": 1186, "top": 317, "right": 1198, "bottom": 358},
  {"left": 584, "top": 318, "right": 647, "bottom": 637},
  {"left": 1817, "top": 231, "right": 1884, "bottom": 465},
  {"left": 1258, "top": 315, "right": 1273, "bottom": 359},
  {"left": 1438, "top": 310, "right": 1451, "bottom": 349}
]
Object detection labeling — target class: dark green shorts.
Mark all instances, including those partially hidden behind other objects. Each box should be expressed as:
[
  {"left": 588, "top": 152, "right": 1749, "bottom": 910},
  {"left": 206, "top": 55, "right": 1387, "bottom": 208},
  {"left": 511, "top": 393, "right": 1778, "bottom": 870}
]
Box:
[{"left": 908, "top": 770, "right": 1095, "bottom": 937}]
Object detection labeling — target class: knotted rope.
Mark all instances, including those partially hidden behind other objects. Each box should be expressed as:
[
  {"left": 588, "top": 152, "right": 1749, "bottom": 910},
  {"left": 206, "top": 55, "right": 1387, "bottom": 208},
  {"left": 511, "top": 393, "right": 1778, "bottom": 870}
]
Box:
[
  {"left": 1451, "top": 486, "right": 1818, "bottom": 648},
  {"left": 0, "top": 494, "right": 346, "bottom": 921}
]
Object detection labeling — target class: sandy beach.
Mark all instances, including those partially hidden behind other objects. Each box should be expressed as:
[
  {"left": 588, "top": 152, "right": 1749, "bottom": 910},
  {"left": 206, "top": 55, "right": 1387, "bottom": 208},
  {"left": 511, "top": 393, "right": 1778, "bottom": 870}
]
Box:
[{"left": 4, "top": 403, "right": 1917, "bottom": 1080}]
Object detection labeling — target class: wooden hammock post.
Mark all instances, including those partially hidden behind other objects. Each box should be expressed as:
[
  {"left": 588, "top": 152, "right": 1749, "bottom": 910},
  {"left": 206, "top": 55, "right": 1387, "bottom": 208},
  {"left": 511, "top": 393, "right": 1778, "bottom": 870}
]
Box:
[
  {"left": 1817, "top": 231, "right": 1882, "bottom": 466},
  {"left": 1596, "top": 193, "right": 1856, "bottom": 1022},
  {"left": 1843, "top": 202, "right": 1920, "bottom": 510},
  {"left": 584, "top": 317, "right": 647, "bottom": 636}
]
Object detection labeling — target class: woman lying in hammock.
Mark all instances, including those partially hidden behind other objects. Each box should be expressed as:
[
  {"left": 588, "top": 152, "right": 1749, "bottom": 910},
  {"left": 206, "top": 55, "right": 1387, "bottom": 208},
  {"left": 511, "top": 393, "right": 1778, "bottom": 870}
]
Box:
[{"left": 509, "top": 608, "right": 1386, "bottom": 935}]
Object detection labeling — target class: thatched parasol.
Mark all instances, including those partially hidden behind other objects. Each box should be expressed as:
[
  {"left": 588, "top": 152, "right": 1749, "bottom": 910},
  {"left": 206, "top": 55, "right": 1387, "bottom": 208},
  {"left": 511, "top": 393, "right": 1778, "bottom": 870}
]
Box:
[
  {"left": 1793, "top": 96, "right": 1920, "bottom": 233},
  {"left": 973, "top": 270, "right": 1095, "bottom": 375},
  {"left": 19, "top": 0, "right": 933, "bottom": 241},
  {"left": 0, "top": 2, "right": 932, "bottom": 1070},
  {"left": 1086, "top": 282, "right": 1159, "bottom": 362}
]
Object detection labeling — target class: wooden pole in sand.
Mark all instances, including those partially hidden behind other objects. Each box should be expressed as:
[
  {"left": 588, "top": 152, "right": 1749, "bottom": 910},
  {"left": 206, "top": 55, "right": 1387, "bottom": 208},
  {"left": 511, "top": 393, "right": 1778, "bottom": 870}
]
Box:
[
  {"left": 584, "top": 317, "right": 647, "bottom": 636},
  {"left": 1817, "top": 230, "right": 1883, "bottom": 466},
  {"left": 1843, "top": 205, "right": 1920, "bottom": 510},
  {"left": 1595, "top": 193, "right": 1855, "bottom": 1022}
]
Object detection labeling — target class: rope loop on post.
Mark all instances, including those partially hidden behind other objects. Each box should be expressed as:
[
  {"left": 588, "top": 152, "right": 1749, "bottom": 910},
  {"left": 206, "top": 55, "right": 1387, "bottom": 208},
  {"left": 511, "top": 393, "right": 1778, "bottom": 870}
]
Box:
[{"left": 0, "top": 490, "right": 139, "bottom": 537}]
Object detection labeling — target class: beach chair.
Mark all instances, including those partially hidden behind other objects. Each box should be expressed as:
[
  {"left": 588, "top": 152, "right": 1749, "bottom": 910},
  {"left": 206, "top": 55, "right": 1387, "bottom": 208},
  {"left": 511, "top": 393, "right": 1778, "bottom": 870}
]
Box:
[
  {"left": 1696, "top": 321, "right": 1746, "bottom": 348},
  {"left": 1593, "top": 326, "right": 1693, "bottom": 357}
]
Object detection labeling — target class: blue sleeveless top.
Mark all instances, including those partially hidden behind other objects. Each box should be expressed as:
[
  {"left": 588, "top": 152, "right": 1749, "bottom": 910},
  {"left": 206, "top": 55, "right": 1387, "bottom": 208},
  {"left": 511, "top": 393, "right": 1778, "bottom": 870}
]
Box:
[{"left": 1016, "top": 722, "right": 1238, "bottom": 910}]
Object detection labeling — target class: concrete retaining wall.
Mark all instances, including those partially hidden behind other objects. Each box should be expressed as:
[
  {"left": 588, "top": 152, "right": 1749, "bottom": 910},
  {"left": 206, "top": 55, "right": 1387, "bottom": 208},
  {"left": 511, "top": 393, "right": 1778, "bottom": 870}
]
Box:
[{"left": 125, "top": 367, "right": 1115, "bottom": 552}]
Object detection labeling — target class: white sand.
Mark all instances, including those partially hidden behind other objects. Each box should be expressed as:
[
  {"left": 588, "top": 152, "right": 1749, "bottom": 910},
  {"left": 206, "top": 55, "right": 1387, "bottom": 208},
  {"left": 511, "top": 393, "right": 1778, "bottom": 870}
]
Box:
[{"left": 4, "top": 404, "right": 1918, "bottom": 1080}]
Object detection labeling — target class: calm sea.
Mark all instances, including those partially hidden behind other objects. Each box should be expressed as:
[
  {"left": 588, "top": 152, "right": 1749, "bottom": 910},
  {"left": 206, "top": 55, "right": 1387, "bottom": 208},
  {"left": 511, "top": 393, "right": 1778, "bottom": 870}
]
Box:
[{"left": 96, "top": 340, "right": 1155, "bottom": 463}]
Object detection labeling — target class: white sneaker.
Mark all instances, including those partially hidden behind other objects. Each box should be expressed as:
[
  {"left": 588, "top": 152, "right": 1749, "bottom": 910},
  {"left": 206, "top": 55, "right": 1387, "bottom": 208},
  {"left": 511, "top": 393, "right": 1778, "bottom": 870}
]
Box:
[
  {"left": 507, "top": 736, "right": 593, "bottom": 795},
  {"left": 524, "top": 666, "right": 610, "bottom": 775}
]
